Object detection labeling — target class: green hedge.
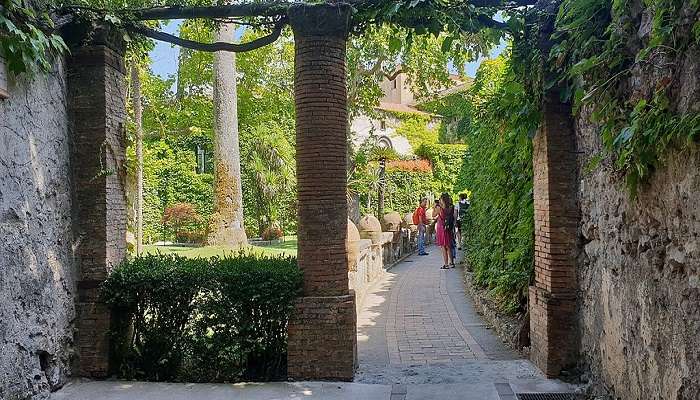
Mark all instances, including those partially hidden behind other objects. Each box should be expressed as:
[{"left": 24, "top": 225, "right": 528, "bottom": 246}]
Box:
[
  {"left": 415, "top": 143, "right": 469, "bottom": 194},
  {"left": 102, "top": 253, "right": 302, "bottom": 382}
]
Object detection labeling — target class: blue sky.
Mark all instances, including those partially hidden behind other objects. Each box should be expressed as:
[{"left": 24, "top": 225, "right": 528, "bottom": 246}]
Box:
[{"left": 149, "top": 21, "right": 504, "bottom": 80}]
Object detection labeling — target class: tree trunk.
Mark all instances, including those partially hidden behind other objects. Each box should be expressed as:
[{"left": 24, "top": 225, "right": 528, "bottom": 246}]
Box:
[
  {"left": 208, "top": 22, "right": 247, "bottom": 247},
  {"left": 131, "top": 65, "right": 144, "bottom": 254}
]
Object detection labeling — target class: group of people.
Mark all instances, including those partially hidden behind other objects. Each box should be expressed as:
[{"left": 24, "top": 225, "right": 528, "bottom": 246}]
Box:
[{"left": 413, "top": 193, "right": 470, "bottom": 269}]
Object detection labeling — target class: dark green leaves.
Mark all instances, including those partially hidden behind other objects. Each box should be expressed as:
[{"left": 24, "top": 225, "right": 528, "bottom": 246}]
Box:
[
  {"left": 103, "top": 252, "right": 302, "bottom": 382},
  {"left": 0, "top": 3, "right": 68, "bottom": 75}
]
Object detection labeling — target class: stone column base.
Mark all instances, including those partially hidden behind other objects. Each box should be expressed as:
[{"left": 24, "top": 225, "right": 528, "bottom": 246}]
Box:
[{"left": 287, "top": 294, "right": 357, "bottom": 381}]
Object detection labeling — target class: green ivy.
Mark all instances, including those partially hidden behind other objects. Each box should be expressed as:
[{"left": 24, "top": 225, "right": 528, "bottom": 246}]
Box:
[
  {"left": 456, "top": 53, "right": 539, "bottom": 314},
  {"left": 0, "top": 0, "right": 68, "bottom": 74},
  {"left": 415, "top": 143, "right": 468, "bottom": 194},
  {"left": 547, "top": 0, "right": 700, "bottom": 192}
]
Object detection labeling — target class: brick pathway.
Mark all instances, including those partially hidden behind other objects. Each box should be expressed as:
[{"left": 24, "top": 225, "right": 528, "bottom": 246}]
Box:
[
  {"left": 385, "top": 253, "right": 487, "bottom": 364},
  {"left": 356, "top": 245, "right": 531, "bottom": 385}
]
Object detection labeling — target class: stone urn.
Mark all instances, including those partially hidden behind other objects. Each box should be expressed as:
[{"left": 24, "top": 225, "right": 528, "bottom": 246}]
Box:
[
  {"left": 358, "top": 215, "right": 382, "bottom": 243},
  {"left": 347, "top": 219, "right": 361, "bottom": 271},
  {"left": 382, "top": 212, "right": 402, "bottom": 243},
  {"left": 381, "top": 211, "right": 402, "bottom": 232}
]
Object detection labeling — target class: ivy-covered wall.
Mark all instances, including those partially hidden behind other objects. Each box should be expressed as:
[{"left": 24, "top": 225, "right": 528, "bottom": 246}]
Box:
[{"left": 571, "top": 0, "right": 700, "bottom": 398}]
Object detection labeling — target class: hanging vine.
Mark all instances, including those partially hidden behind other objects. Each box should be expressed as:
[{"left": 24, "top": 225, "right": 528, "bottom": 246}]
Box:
[{"left": 544, "top": 0, "right": 700, "bottom": 192}]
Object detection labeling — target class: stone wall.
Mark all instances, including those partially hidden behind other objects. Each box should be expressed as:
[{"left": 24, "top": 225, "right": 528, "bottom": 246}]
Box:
[
  {"left": 574, "top": 3, "right": 700, "bottom": 398},
  {"left": 0, "top": 63, "right": 76, "bottom": 399}
]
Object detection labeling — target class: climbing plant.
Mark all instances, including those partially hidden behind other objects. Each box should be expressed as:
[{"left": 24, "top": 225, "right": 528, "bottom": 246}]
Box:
[
  {"left": 544, "top": 0, "right": 700, "bottom": 192},
  {"left": 0, "top": 0, "right": 68, "bottom": 74},
  {"left": 456, "top": 54, "right": 539, "bottom": 314}
]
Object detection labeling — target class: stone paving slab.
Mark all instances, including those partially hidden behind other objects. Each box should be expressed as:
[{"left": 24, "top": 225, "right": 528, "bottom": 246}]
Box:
[{"left": 50, "top": 380, "right": 393, "bottom": 400}]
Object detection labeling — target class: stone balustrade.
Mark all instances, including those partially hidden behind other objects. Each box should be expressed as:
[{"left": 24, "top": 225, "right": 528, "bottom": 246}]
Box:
[{"left": 348, "top": 214, "right": 420, "bottom": 311}]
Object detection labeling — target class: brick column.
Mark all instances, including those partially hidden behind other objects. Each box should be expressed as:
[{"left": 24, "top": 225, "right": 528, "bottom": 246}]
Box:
[
  {"left": 528, "top": 1, "right": 579, "bottom": 376},
  {"left": 65, "top": 24, "right": 127, "bottom": 377},
  {"left": 529, "top": 92, "right": 578, "bottom": 377},
  {"left": 286, "top": 3, "right": 357, "bottom": 381}
]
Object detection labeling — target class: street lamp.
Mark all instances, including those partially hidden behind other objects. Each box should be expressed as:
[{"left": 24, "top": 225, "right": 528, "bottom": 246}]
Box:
[{"left": 377, "top": 157, "right": 386, "bottom": 218}]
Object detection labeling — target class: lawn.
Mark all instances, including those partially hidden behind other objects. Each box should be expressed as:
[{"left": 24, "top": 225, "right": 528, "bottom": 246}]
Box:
[{"left": 143, "top": 236, "right": 297, "bottom": 258}]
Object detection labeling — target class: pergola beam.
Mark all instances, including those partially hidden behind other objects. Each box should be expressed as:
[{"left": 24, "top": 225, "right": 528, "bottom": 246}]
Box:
[
  {"left": 126, "top": 3, "right": 290, "bottom": 20},
  {"left": 127, "top": 20, "right": 285, "bottom": 53}
]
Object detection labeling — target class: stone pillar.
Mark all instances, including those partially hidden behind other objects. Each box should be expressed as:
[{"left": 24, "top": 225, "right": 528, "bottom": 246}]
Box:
[
  {"left": 286, "top": 3, "right": 357, "bottom": 381},
  {"left": 528, "top": 1, "right": 579, "bottom": 375},
  {"left": 66, "top": 24, "right": 127, "bottom": 377}
]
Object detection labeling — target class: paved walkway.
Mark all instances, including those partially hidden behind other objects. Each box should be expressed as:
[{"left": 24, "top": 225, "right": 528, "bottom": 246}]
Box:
[
  {"left": 355, "top": 246, "right": 553, "bottom": 388},
  {"left": 51, "top": 245, "right": 575, "bottom": 400}
]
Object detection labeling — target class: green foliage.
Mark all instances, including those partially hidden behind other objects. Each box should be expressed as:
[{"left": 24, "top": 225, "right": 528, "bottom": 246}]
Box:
[
  {"left": 377, "top": 167, "right": 434, "bottom": 216},
  {"left": 415, "top": 143, "right": 468, "bottom": 194},
  {"left": 457, "top": 53, "right": 539, "bottom": 314},
  {"left": 347, "top": 23, "right": 484, "bottom": 117},
  {"left": 392, "top": 112, "right": 439, "bottom": 148},
  {"left": 419, "top": 87, "right": 473, "bottom": 144},
  {"left": 237, "top": 29, "right": 297, "bottom": 237},
  {"left": 138, "top": 141, "right": 213, "bottom": 243},
  {"left": 0, "top": 0, "right": 68, "bottom": 74},
  {"left": 244, "top": 121, "right": 297, "bottom": 236},
  {"left": 103, "top": 252, "right": 302, "bottom": 382},
  {"left": 547, "top": 0, "right": 700, "bottom": 191}
]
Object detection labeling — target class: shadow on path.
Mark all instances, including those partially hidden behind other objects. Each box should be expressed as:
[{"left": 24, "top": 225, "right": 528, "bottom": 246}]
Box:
[{"left": 355, "top": 245, "right": 566, "bottom": 393}]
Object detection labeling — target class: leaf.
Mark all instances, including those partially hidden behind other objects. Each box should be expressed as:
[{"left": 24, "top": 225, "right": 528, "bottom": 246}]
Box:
[
  {"left": 441, "top": 35, "right": 454, "bottom": 53},
  {"left": 389, "top": 36, "right": 402, "bottom": 53},
  {"left": 613, "top": 126, "right": 633, "bottom": 147}
]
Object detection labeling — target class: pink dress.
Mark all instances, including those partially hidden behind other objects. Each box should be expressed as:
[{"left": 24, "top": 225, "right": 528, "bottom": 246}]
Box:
[{"left": 435, "top": 208, "right": 449, "bottom": 246}]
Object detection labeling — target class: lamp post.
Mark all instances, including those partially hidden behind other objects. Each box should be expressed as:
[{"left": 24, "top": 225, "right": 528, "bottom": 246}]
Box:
[{"left": 377, "top": 157, "right": 386, "bottom": 218}]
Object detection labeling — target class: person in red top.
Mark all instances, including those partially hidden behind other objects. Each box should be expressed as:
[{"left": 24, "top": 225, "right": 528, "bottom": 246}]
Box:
[{"left": 413, "top": 198, "right": 429, "bottom": 255}]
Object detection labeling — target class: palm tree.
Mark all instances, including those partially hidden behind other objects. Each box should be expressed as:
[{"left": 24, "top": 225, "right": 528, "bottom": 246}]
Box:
[{"left": 249, "top": 123, "right": 295, "bottom": 237}]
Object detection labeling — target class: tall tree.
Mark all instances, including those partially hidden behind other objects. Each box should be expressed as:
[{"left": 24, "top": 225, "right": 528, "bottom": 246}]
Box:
[
  {"left": 208, "top": 22, "right": 247, "bottom": 246},
  {"left": 130, "top": 64, "right": 144, "bottom": 254}
]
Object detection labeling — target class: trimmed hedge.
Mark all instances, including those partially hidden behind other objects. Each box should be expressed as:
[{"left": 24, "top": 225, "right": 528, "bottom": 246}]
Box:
[{"left": 102, "top": 253, "right": 302, "bottom": 382}]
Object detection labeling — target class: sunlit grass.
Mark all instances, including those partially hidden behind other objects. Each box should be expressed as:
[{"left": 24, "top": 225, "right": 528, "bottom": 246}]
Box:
[{"left": 143, "top": 236, "right": 297, "bottom": 258}]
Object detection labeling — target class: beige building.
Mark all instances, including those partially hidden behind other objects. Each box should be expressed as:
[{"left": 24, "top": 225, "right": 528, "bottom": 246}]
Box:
[{"left": 350, "top": 72, "right": 469, "bottom": 155}]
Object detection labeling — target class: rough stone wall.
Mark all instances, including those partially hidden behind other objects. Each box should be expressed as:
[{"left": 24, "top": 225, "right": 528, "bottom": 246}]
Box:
[
  {"left": 574, "top": 3, "right": 700, "bottom": 398},
  {"left": 0, "top": 63, "right": 76, "bottom": 399}
]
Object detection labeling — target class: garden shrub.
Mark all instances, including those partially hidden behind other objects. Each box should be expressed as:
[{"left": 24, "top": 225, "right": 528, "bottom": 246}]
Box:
[{"left": 102, "top": 253, "right": 302, "bottom": 382}]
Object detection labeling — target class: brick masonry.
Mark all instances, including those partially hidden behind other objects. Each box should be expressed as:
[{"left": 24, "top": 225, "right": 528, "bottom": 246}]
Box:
[
  {"left": 66, "top": 28, "right": 127, "bottom": 378},
  {"left": 286, "top": 3, "right": 357, "bottom": 381},
  {"left": 529, "top": 91, "right": 578, "bottom": 377}
]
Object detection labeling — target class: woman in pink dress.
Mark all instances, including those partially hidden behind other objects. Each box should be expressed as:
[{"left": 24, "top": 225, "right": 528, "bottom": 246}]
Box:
[{"left": 433, "top": 193, "right": 455, "bottom": 269}]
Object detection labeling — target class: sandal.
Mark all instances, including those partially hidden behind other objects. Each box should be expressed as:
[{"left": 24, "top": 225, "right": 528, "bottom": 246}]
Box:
[{"left": 440, "top": 265, "right": 449, "bottom": 270}]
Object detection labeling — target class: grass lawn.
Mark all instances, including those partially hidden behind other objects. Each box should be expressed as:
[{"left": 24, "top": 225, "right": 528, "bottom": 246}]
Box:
[{"left": 143, "top": 236, "right": 297, "bottom": 258}]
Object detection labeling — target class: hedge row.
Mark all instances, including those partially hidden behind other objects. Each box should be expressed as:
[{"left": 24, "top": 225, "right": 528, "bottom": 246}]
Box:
[{"left": 102, "top": 253, "right": 302, "bottom": 382}]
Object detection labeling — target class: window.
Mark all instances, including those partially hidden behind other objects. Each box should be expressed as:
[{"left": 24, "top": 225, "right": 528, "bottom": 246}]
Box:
[
  {"left": 377, "top": 136, "right": 393, "bottom": 149},
  {"left": 380, "top": 120, "right": 386, "bottom": 130},
  {"left": 0, "top": 56, "right": 8, "bottom": 99},
  {"left": 392, "top": 79, "right": 397, "bottom": 89}
]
